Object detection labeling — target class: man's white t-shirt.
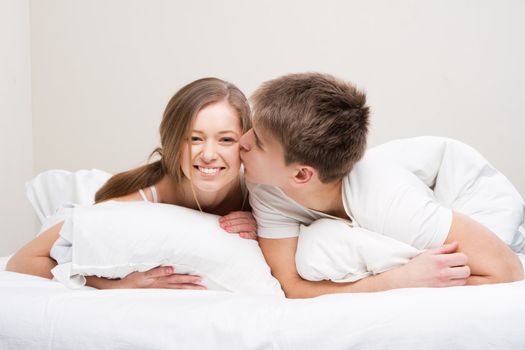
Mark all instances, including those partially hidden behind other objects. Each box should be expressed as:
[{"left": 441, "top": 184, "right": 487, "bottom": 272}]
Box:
[
  {"left": 248, "top": 135, "right": 525, "bottom": 263},
  {"left": 248, "top": 139, "right": 455, "bottom": 250}
]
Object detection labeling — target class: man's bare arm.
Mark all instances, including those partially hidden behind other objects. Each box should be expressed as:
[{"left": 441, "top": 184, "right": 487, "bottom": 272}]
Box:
[
  {"left": 445, "top": 211, "right": 523, "bottom": 285},
  {"left": 259, "top": 236, "right": 470, "bottom": 298}
]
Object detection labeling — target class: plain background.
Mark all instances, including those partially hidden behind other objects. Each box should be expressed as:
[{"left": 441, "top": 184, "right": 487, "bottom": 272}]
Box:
[{"left": 1, "top": 0, "right": 524, "bottom": 256}]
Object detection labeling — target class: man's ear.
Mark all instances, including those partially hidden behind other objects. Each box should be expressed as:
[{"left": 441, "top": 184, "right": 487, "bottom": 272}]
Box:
[{"left": 292, "top": 166, "right": 316, "bottom": 185}]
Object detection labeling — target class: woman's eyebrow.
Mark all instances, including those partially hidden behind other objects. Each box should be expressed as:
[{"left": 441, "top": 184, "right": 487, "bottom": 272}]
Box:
[{"left": 192, "top": 130, "right": 239, "bottom": 135}]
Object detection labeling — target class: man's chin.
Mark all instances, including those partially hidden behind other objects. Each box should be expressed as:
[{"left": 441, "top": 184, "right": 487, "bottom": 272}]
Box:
[
  {"left": 242, "top": 170, "right": 254, "bottom": 182},
  {"left": 243, "top": 168, "right": 269, "bottom": 185},
  {"left": 244, "top": 175, "right": 266, "bottom": 185}
]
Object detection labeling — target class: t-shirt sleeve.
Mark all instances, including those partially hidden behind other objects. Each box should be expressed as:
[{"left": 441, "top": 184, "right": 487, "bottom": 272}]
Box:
[
  {"left": 380, "top": 184, "right": 453, "bottom": 250},
  {"left": 248, "top": 184, "right": 301, "bottom": 239},
  {"left": 348, "top": 157, "right": 453, "bottom": 250}
]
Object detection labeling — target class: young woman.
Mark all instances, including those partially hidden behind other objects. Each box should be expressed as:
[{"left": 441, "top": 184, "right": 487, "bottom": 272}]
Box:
[{"left": 6, "top": 77, "right": 257, "bottom": 290}]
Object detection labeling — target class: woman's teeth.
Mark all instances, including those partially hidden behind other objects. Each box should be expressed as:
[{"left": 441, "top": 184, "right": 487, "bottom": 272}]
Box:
[{"left": 197, "top": 166, "right": 221, "bottom": 175}]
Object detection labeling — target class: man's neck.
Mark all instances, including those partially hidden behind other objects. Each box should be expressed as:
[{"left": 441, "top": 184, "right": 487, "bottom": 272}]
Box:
[{"left": 282, "top": 179, "right": 348, "bottom": 220}]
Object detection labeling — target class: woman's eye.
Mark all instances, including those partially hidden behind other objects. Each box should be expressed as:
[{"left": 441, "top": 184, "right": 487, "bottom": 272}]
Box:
[
  {"left": 191, "top": 136, "right": 202, "bottom": 142},
  {"left": 221, "top": 137, "right": 235, "bottom": 143}
]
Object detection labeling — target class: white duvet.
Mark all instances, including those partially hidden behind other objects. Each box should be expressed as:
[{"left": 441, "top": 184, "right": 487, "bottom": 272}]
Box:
[{"left": 1, "top": 255, "right": 525, "bottom": 349}]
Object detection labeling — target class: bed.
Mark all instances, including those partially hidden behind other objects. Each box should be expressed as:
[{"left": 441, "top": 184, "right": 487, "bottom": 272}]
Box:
[
  {"left": 3, "top": 138, "right": 525, "bottom": 349},
  {"left": 1, "top": 254, "right": 525, "bottom": 349}
]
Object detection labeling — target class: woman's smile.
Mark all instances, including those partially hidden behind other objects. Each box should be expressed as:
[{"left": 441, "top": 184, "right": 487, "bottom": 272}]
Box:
[{"left": 193, "top": 165, "right": 225, "bottom": 177}]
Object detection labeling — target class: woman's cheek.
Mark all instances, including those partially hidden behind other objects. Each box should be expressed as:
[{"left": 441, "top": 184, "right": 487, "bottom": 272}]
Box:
[
  {"left": 179, "top": 145, "right": 189, "bottom": 173},
  {"left": 230, "top": 147, "right": 242, "bottom": 165},
  {"left": 191, "top": 144, "right": 200, "bottom": 158}
]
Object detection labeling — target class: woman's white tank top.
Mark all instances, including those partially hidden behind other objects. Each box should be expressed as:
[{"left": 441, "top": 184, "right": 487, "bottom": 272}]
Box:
[{"left": 138, "top": 185, "right": 158, "bottom": 203}]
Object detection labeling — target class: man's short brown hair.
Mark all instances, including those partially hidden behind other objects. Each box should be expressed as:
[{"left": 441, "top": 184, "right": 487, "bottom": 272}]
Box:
[{"left": 251, "top": 72, "right": 370, "bottom": 183}]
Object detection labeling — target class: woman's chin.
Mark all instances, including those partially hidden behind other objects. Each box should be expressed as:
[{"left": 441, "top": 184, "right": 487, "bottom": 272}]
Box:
[{"left": 192, "top": 179, "right": 226, "bottom": 193}]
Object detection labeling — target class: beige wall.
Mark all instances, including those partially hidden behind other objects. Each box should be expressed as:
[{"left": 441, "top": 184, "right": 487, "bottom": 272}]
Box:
[
  {"left": 30, "top": 0, "right": 525, "bottom": 189},
  {"left": 2, "top": 0, "right": 525, "bottom": 254},
  {"left": 0, "top": 0, "right": 35, "bottom": 255}
]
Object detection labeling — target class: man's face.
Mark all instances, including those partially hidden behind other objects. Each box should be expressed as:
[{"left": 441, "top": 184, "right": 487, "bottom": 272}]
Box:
[{"left": 239, "top": 125, "right": 293, "bottom": 187}]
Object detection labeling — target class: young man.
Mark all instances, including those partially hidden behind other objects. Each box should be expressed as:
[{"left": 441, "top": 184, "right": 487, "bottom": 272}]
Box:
[{"left": 232, "top": 72, "right": 524, "bottom": 298}]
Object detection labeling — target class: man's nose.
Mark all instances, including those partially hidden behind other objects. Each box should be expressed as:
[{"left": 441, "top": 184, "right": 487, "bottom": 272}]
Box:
[{"left": 239, "top": 129, "right": 252, "bottom": 151}]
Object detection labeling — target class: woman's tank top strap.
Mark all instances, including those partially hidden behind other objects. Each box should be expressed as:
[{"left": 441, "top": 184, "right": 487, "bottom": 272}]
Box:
[
  {"left": 138, "top": 185, "right": 158, "bottom": 203},
  {"left": 149, "top": 185, "right": 158, "bottom": 203},
  {"left": 138, "top": 188, "right": 148, "bottom": 202}
]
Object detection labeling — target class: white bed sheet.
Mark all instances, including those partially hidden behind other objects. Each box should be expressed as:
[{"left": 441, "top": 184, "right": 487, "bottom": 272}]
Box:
[{"left": 1, "top": 256, "right": 525, "bottom": 350}]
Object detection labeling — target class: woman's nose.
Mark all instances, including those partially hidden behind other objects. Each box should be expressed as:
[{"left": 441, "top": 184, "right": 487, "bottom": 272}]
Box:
[{"left": 201, "top": 143, "right": 218, "bottom": 162}]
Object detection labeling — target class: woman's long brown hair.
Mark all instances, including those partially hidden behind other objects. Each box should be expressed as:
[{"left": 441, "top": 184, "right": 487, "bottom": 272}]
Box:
[{"left": 94, "top": 77, "right": 251, "bottom": 203}]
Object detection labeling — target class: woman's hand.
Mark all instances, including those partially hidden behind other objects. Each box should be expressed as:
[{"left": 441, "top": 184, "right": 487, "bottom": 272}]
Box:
[
  {"left": 117, "top": 266, "right": 206, "bottom": 290},
  {"left": 219, "top": 211, "right": 258, "bottom": 240}
]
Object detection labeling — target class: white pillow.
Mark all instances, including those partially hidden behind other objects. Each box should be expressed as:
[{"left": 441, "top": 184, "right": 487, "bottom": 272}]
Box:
[
  {"left": 296, "top": 219, "right": 421, "bottom": 283},
  {"left": 50, "top": 201, "right": 285, "bottom": 296},
  {"left": 25, "top": 169, "right": 112, "bottom": 234}
]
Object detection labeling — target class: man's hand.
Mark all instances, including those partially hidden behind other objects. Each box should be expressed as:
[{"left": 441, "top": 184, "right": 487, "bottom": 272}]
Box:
[
  {"left": 444, "top": 212, "right": 524, "bottom": 284},
  {"left": 397, "top": 241, "right": 471, "bottom": 288},
  {"left": 258, "top": 237, "right": 473, "bottom": 298},
  {"left": 116, "top": 266, "right": 206, "bottom": 290},
  {"left": 219, "top": 211, "right": 258, "bottom": 240}
]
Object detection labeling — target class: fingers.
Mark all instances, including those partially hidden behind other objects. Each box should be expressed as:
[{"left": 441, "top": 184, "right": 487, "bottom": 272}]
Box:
[
  {"left": 220, "top": 212, "right": 256, "bottom": 229},
  {"left": 144, "top": 267, "right": 204, "bottom": 282},
  {"left": 219, "top": 211, "right": 258, "bottom": 238},
  {"left": 168, "top": 283, "right": 207, "bottom": 290},
  {"left": 438, "top": 252, "right": 468, "bottom": 268},
  {"left": 144, "top": 266, "right": 174, "bottom": 278},
  {"left": 239, "top": 231, "right": 258, "bottom": 240},
  {"left": 220, "top": 211, "right": 253, "bottom": 221},
  {"left": 435, "top": 262, "right": 470, "bottom": 287},
  {"left": 433, "top": 241, "right": 459, "bottom": 254},
  {"left": 446, "top": 265, "right": 471, "bottom": 280},
  {"left": 153, "top": 270, "right": 207, "bottom": 289},
  {"left": 223, "top": 224, "right": 257, "bottom": 234},
  {"left": 162, "top": 273, "right": 206, "bottom": 290},
  {"left": 224, "top": 219, "right": 257, "bottom": 229},
  {"left": 128, "top": 267, "right": 207, "bottom": 290},
  {"left": 220, "top": 216, "right": 256, "bottom": 227},
  {"left": 165, "top": 274, "right": 202, "bottom": 285},
  {"left": 220, "top": 217, "right": 257, "bottom": 234}
]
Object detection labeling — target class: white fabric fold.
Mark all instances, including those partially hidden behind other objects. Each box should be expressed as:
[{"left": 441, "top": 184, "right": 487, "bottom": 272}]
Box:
[{"left": 296, "top": 219, "right": 421, "bottom": 282}]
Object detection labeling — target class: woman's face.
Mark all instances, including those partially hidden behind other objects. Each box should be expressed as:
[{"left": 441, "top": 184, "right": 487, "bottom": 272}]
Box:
[{"left": 180, "top": 99, "right": 243, "bottom": 193}]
